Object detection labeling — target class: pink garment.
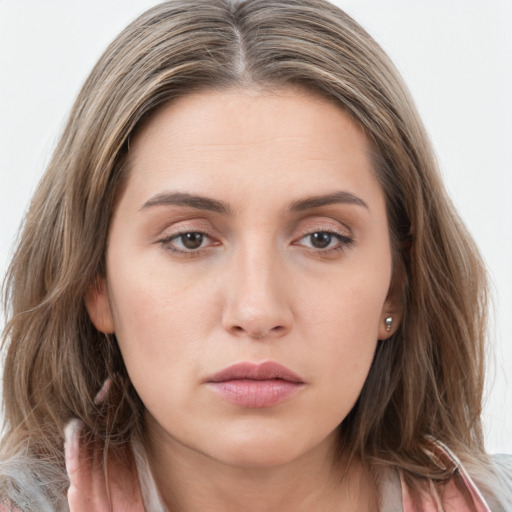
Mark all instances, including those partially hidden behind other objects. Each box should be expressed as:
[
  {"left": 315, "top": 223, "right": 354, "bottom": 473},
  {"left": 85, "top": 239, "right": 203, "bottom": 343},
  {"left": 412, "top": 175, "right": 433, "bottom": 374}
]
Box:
[
  {"left": 64, "top": 420, "right": 146, "bottom": 512},
  {"left": 399, "top": 440, "right": 491, "bottom": 512}
]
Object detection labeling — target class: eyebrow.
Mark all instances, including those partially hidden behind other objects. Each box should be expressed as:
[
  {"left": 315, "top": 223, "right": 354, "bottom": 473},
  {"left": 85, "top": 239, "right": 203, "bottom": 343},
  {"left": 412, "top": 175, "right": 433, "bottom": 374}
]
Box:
[
  {"left": 140, "top": 189, "right": 368, "bottom": 215},
  {"left": 289, "top": 191, "right": 368, "bottom": 211},
  {"left": 140, "top": 192, "right": 232, "bottom": 214}
]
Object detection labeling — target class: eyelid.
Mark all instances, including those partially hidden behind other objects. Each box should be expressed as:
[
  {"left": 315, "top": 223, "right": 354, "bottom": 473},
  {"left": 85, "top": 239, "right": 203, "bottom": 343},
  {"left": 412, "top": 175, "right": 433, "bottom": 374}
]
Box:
[
  {"left": 296, "top": 217, "right": 353, "bottom": 238},
  {"left": 155, "top": 217, "right": 221, "bottom": 255},
  {"left": 292, "top": 220, "right": 355, "bottom": 254},
  {"left": 154, "top": 217, "right": 355, "bottom": 257},
  {"left": 158, "top": 230, "right": 220, "bottom": 256},
  {"left": 155, "top": 217, "right": 216, "bottom": 240},
  {"left": 295, "top": 229, "right": 353, "bottom": 247}
]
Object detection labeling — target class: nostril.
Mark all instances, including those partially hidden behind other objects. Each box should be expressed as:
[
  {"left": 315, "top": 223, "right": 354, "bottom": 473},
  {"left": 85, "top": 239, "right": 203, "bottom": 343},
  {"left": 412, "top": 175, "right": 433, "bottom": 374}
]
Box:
[
  {"left": 229, "top": 324, "right": 287, "bottom": 339},
  {"left": 223, "top": 300, "right": 293, "bottom": 339}
]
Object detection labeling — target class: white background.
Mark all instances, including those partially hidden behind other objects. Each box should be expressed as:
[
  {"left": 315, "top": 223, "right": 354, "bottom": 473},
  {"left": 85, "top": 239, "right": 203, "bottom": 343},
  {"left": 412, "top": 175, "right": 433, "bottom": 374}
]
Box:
[{"left": 1, "top": 1, "right": 511, "bottom": 453}]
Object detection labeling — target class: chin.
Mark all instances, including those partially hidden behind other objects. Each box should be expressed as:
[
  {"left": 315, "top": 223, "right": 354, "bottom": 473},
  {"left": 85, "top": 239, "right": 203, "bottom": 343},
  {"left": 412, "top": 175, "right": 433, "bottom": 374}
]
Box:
[
  {"left": 216, "top": 445, "right": 303, "bottom": 470},
  {"left": 203, "top": 429, "right": 321, "bottom": 470}
]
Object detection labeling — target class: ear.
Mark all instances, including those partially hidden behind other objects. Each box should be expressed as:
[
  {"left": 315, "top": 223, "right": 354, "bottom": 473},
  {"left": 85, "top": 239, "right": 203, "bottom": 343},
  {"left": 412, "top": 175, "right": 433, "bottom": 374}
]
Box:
[
  {"left": 378, "top": 263, "right": 406, "bottom": 341},
  {"left": 85, "top": 277, "right": 115, "bottom": 334}
]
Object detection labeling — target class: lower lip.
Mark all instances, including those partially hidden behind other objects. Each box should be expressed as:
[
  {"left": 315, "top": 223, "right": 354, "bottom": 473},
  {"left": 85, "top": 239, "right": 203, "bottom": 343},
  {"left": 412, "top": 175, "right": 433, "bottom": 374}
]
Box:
[{"left": 207, "top": 379, "right": 304, "bottom": 408}]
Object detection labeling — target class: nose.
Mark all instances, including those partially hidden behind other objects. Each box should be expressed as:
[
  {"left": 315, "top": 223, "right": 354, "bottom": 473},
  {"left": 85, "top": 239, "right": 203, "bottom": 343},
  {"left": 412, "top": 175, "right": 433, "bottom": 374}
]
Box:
[{"left": 221, "top": 243, "right": 293, "bottom": 340}]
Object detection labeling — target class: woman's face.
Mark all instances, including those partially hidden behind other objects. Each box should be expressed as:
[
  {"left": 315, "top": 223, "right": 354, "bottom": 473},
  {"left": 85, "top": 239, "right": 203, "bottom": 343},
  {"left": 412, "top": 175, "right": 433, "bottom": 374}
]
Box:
[{"left": 87, "top": 87, "right": 400, "bottom": 469}]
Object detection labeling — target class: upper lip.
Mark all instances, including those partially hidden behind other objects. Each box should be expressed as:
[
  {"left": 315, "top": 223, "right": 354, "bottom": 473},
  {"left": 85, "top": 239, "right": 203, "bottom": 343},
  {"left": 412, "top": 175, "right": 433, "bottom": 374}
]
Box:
[{"left": 206, "top": 361, "right": 304, "bottom": 383}]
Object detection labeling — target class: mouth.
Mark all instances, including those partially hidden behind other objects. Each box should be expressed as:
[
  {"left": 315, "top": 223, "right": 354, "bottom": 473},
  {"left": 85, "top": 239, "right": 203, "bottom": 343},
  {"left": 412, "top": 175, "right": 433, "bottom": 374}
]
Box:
[{"left": 205, "top": 361, "right": 305, "bottom": 408}]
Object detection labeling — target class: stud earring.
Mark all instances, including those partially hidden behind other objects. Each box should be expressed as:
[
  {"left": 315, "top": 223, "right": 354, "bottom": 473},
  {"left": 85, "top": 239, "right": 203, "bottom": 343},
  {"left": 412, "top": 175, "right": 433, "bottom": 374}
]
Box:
[{"left": 385, "top": 316, "right": 393, "bottom": 332}]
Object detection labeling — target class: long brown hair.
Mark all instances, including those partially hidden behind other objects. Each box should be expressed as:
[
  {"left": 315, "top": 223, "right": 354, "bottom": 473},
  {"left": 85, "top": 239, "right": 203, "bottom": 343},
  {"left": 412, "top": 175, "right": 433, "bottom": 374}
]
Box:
[{"left": 1, "top": 0, "right": 491, "bottom": 499}]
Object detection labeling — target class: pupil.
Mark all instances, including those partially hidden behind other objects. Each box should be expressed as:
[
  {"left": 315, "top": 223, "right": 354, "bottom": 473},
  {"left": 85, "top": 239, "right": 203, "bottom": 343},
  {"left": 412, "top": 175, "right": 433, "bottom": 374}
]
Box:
[
  {"left": 182, "top": 232, "right": 203, "bottom": 249},
  {"left": 311, "top": 232, "right": 331, "bottom": 248}
]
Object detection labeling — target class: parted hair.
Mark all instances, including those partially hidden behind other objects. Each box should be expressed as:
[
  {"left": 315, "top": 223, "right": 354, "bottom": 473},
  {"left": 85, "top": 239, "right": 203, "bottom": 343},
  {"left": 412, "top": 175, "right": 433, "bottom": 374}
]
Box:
[{"left": 1, "top": 0, "right": 493, "bottom": 502}]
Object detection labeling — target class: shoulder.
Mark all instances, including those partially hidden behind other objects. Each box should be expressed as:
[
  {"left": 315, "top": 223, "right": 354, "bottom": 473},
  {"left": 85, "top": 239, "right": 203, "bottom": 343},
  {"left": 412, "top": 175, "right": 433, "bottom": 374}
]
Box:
[
  {"left": 483, "top": 453, "right": 512, "bottom": 510},
  {"left": 420, "top": 438, "right": 512, "bottom": 511},
  {"left": 389, "top": 440, "right": 512, "bottom": 512},
  {"left": 430, "top": 440, "right": 512, "bottom": 511},
  {"left": 0, "top": 454, "right": 68, "bottom": 512},
  {"left": 490, "top": 453, "right": 512, "bottom": 477}
]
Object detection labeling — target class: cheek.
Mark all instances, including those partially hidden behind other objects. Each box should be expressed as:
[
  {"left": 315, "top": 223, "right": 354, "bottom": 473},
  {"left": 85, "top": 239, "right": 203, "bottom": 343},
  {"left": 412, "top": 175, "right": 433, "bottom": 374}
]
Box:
[
  {"left": 108, "top": 279, "right": 214, "bottom": 428},
  {"left": 296, "top": 262, "right": 390, "bottom": 404},
  {"left": 298, "top": 260, "right": 391, "bottom": 344},
  {"left": 105, "top": 255, "right": 219, "bottom": 388}
]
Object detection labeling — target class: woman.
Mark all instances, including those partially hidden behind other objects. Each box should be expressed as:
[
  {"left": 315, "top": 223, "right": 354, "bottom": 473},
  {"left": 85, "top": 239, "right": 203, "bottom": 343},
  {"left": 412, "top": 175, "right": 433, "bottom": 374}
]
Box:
[{"left": 1, "top": 0, "right": 510, "bottom": 510}]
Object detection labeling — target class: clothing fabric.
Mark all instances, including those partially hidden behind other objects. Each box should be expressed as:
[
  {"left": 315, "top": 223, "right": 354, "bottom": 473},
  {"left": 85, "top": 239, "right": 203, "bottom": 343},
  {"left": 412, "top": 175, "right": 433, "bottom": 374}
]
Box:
[
  {"left": 1, "top": 421, "right": 511, "bottom": 511},
  {"left": 379, "top": 439, "right": 493, "bottom": 512}
]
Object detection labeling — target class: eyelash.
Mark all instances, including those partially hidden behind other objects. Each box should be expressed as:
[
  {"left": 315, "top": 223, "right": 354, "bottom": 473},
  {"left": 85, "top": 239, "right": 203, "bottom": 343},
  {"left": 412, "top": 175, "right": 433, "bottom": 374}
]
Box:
[
  {"left": 158, "top": 230, "right": 218, "bottom": 256},
  {"left": 158, "top": 228, "right": 354, "bottom": 256},
  {"left": 295, "top": 229, "right": 354, "bottom": 254}
]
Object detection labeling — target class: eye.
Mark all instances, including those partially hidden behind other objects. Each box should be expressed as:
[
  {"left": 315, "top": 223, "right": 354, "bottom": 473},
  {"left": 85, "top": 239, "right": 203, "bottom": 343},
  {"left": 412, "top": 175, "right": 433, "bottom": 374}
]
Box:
[
  {"left": 159, "top": 231, "right": 216, "bottom": 253},
  {"left": 296, "top": 230, "right": 353, "bottom": 252}
]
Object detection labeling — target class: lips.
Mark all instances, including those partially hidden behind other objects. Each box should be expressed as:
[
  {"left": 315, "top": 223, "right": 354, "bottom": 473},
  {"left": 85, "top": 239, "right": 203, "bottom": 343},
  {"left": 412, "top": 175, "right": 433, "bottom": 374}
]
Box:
[
  {"left": 207, "top": 361, "right": 304, "bottom": 383},
  {"left": 205, "top": 361, "right": 305, "bottom": 408}
]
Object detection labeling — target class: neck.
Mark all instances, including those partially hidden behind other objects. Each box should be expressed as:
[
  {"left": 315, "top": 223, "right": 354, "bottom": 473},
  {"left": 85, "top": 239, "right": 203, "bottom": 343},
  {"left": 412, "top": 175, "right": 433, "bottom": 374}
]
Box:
[{"left": 143, "top": 418, "right": 377, "bottom": 512}]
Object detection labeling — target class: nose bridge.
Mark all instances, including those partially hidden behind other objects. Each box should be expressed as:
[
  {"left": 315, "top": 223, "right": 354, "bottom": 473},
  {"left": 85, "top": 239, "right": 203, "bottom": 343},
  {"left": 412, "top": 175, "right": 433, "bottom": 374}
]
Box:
[{"left": 222, "top": 235, "right": 292, "bottom": 339}]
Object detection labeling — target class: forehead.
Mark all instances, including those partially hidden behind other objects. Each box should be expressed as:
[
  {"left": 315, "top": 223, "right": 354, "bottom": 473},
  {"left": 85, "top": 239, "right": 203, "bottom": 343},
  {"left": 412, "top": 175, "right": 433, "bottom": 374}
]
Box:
[
  {"left": 122, "top": 86, "right": 383, "bottom": 213},
  {"left": 131, "top": 85, "right": 369, "bottom": 158}
]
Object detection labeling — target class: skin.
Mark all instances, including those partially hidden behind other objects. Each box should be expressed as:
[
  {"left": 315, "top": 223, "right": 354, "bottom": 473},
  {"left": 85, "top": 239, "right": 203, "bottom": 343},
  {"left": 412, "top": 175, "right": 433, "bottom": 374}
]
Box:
[{"left": 86, "top": 86, "right": 402, "bottom": 511}]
